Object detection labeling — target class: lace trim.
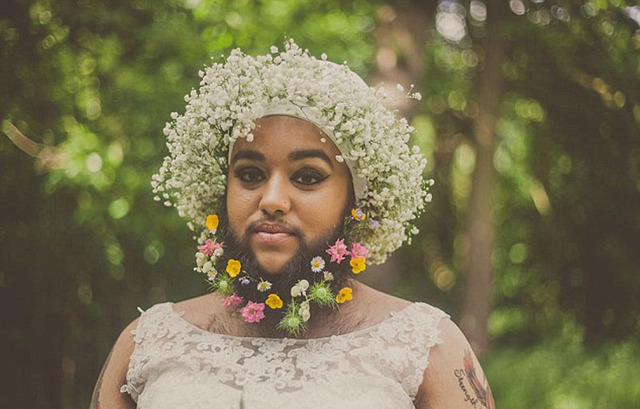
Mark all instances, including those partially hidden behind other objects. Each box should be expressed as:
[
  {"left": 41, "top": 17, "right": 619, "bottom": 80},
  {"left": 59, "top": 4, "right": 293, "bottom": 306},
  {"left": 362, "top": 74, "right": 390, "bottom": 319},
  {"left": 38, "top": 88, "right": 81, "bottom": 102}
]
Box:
[{"left": 123, "top": 301, "right": 447, "bottom": 402}]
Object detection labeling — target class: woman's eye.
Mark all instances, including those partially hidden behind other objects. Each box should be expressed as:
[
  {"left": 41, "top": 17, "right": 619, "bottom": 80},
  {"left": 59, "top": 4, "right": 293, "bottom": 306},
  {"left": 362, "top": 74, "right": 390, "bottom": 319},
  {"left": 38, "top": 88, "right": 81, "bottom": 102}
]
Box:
[
  {"left": 236, "top": 168, "right": 265, "bottom": 183},
  {"left": 293, "top": 170, "right": 327, "bottom": 185}
]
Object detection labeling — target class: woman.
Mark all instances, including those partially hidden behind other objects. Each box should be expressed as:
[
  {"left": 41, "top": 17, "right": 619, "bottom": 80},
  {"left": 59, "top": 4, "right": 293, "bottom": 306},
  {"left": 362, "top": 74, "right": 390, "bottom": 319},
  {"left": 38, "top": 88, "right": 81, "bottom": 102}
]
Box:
[{"left": 91, "top": 40, "right": 494, "bottom": 409}]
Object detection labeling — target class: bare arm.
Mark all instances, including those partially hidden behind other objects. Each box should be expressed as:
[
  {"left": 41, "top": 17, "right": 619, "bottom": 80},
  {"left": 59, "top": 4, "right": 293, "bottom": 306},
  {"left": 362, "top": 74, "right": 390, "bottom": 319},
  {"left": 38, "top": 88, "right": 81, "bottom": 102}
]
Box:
[
  {"left": 89, "top": 319, "right": 139, "bottom": 409},
  {"left": 415, "top": 318, "right": 495, "bottom": 409}
]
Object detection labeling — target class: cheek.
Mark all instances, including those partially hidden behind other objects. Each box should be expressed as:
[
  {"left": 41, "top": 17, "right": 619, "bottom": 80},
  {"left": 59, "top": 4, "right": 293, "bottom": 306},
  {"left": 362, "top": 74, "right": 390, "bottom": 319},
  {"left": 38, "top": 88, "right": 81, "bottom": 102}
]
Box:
[
  {"left": 297, "top": 184, "right": 348, "bottom": 237},
  {"left": 226, "top": 183, "right": 258, "bottom": 235}
]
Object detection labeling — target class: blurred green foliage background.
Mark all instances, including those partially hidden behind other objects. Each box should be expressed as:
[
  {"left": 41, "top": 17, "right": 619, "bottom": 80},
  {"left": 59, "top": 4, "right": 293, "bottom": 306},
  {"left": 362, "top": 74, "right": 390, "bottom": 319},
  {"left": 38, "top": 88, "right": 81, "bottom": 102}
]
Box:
[{"left": 1, "top": 0, "right": 639, "bottom": 408}]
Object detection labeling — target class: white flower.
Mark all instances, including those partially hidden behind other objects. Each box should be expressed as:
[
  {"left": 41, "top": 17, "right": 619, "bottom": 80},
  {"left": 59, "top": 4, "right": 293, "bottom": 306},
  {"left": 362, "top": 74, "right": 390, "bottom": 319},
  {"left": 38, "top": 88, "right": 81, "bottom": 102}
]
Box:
[
  {"left": 291, "top": 279, "right": 309, "bottom": 297},
  {"left": 196, "top": 252, "right": 206, "bottom": 268},
  {"left": 310, "top": 256, "right": 325, "bottom": 272},
  {"left": 213, "top": 247, "right": 224, "bottom": 257},
  {"left": 257, "top": 280, "right": 272, "bottom": 292},
  {"left": 323, "top": 271, "right": 334, "bottom": 281},
  {"left": 299, "top": 301, "right": 311, "bottom": 322},
  {"left": 206, "top": 270, "right": 217, "bottom": 282},
  {"left": 154, "top": 40, "right": 432, "bottom": 266}
]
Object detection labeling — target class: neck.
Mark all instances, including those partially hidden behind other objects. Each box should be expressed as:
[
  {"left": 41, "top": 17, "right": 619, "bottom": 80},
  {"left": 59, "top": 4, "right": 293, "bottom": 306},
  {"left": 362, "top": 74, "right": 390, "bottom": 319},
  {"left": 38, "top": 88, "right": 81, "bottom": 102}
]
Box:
[{"left": 227, "top": 280, "right": 362, "bottom": 339}]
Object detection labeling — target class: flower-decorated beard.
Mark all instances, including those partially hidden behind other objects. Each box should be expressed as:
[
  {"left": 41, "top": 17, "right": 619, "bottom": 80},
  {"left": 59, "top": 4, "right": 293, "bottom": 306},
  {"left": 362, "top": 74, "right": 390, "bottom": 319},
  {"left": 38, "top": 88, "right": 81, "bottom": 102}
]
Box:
[{"left": 217, "top": 204, "right": 351, "bottom": 336}]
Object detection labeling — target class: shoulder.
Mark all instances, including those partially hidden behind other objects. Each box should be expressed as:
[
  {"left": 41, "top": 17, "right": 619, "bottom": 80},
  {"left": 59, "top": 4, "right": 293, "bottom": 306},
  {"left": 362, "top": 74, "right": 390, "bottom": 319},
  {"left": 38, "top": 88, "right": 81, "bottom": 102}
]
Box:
[
  {"left": 352, "top": 282, "right": 448, "bottom": 324},
  {"left": 94, "top": 296, "right": 215, "bottom": 406},
  {"left": 352, "top": 281, "right": 412, "bottom": 313},
  {"left": 172, "top": 292, "right": 227, "bottom": 331},
  {"left": 96, "top": 297, "right": 204, "bottom": 393},
  {"left": 94, "top": 317, "right": 139, "bottom": 407},
  {"left": 107, "top": 317, "right": 139, "bottom": 381},
  {"left": 415, "top": 319, "right": 495, "bottom": 409}
]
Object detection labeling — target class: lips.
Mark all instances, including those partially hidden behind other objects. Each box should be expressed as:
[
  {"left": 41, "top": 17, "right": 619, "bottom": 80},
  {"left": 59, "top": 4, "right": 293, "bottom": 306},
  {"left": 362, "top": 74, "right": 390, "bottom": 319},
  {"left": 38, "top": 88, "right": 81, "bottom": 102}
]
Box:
[
  {"left": 252, "top": 222, "right": 296, "bottom": 245},
  {"left": 253, "top": 222, "right": 295, "bottom": 235}
]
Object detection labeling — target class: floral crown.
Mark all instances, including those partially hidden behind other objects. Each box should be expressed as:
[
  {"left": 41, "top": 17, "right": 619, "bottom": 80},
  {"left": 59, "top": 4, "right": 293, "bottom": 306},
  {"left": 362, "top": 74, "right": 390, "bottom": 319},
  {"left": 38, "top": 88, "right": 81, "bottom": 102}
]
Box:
[{"left": 151, "top": 39, "right": 433, "bottom": 265}]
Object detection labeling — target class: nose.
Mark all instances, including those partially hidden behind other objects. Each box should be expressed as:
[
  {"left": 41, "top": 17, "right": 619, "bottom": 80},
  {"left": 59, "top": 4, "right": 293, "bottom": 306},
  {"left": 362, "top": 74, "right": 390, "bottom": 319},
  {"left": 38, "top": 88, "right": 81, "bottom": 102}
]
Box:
[{"left": 258, "top": 172, "right": 291, "bottom": 216}]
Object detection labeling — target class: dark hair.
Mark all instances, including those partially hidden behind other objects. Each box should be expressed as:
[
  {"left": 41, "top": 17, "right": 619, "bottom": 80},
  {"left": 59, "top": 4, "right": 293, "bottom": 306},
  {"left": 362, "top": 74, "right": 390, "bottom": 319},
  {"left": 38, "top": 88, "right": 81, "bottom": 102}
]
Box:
[{"left": 215, "top": 184, "right": 356, "bottom": 336}]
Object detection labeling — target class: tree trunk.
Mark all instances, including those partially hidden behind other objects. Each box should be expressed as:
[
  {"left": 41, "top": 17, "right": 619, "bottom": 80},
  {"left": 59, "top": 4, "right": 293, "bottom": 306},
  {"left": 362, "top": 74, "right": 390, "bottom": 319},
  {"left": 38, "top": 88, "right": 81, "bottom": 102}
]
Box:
[
  {"left": 459, "top": 0, "right": 507, "bottom": 357},
  {"left": 362, "top": 0, "right": 435, "bottom": 291}
]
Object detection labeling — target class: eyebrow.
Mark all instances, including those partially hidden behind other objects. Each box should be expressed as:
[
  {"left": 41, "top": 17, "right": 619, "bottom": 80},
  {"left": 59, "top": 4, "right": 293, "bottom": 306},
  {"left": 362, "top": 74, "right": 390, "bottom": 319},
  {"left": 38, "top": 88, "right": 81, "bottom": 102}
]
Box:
[
  {"left": 231, "top": 148, "right": 334, "bottom": 168},
  {"left": 288, "top": 149, "right": 334, "bottom": 168},
  {"left": 231, "top": 149, "right": 265, "bottom": 164}
]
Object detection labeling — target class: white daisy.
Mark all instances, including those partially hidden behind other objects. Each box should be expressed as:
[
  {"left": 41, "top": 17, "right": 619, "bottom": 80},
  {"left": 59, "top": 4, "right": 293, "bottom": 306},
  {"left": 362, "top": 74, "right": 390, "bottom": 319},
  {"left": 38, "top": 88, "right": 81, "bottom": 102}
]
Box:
[
  {"left": 310, "top": 256, "right": 325, "bottom": 273},
  {"left": 323, "top": 271, "right": 334, "bottom": 281},
  {"left": 257, "top": 280, "right": 272, "bottom": 292}
]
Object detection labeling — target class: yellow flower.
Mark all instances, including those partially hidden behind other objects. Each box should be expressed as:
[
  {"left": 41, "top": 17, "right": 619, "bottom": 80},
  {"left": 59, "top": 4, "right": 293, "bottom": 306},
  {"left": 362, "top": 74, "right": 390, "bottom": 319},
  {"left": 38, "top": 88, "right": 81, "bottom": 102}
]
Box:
[
  {"left": 265, "top": 293, "right": 283, "bottom": 309},
  {"left": 351, "top": 207, "right": 366, "bottom": 221},
  {"left": 350, "top": 258, "right": 366, "bottom": 274},
  {"left": 226, "top": 259, "right": 241, "bottom": 278},
  {"left": 206, "top": 214, "right": 219, "bottom": 231},
  {"left": 336, "top": 287, "right": 353, "bottom": 304}
]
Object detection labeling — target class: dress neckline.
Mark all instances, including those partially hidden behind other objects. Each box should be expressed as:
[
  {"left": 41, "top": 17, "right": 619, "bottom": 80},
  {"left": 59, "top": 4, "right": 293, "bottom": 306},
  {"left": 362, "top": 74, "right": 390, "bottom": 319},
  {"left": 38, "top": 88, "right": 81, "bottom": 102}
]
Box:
[{"left": 165, "top": 301, "right": 421, "bottom": 344}]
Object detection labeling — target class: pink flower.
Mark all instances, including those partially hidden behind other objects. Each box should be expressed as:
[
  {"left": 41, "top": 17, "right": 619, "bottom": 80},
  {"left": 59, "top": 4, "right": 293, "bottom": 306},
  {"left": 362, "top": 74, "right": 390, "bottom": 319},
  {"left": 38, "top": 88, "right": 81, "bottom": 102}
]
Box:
[
  {"left": 221, "top": 293, "right": 243, "bottom": 309},
  {"left": 349, "top": 242, "right": 369, "bottom": 259},
  {"left": 198, "top": 239, "right": 223, "bottom": 257},
  {"left": 241, "top": 301, "right": 266, "bottom": 323},
  {"left": 326, "top": 238, "right": 348, "bottom": 263}
]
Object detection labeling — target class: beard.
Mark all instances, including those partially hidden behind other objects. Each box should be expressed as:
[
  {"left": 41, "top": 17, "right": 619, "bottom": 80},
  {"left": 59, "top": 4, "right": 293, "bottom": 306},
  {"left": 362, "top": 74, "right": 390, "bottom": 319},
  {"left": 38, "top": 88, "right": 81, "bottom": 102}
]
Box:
[{"left": 217, "top": 204, "right": 352, "bottom": 336}]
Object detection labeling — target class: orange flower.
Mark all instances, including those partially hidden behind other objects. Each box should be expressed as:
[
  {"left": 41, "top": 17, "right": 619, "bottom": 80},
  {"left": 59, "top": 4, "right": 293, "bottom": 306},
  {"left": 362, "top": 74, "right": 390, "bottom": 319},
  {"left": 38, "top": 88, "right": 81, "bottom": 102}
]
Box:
[
  {"left": 226, "top": 259, "right": 241, "bottom": 278},
  {"left": 265, "top": 294, "right": 283, "bottom": 309},
  {"left": 336, "top": 287, "right": 353, "bottom": 304}
]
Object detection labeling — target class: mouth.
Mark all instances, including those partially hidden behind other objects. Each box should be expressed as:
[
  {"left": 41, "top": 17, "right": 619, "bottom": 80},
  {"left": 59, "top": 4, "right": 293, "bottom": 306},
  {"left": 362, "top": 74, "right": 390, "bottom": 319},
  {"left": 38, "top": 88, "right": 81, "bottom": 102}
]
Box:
[{"left": 251, "top": 222, "right": 297, "bottom": 246}]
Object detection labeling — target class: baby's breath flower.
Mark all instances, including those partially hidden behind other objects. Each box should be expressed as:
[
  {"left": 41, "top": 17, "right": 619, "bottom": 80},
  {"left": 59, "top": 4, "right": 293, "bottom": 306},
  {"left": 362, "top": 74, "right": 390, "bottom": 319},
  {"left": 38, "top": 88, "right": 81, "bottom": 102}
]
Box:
[{"left": 153, "top": 40, "right": 432, "bottom": 265}]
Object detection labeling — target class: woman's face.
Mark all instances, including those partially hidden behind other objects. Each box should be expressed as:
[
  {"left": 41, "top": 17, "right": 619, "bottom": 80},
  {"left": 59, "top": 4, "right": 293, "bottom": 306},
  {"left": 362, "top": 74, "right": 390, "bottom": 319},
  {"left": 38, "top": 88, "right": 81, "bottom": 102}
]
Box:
[{"left": 226, "top": 115, "right": 351, "bottom": 274}]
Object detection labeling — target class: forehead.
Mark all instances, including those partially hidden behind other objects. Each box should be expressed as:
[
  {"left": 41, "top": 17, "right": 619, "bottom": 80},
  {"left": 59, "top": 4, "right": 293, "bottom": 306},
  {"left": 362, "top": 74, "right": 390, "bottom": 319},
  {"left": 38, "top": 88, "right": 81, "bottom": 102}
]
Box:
[{"left": 231, "top": 115, "right": 342, "bottom": 160}]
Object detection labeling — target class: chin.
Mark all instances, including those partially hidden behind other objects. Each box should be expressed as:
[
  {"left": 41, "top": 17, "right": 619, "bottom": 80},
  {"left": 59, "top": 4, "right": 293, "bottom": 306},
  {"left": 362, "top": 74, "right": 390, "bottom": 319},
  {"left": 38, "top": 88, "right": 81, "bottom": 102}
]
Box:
[{"left": 253, "top": 252, "right": 295, "bottom": 275}]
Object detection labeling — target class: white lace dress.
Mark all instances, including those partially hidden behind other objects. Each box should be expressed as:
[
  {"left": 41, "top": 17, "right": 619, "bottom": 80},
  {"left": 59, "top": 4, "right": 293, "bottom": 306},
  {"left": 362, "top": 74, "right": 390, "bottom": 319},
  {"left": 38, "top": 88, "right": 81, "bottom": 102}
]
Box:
[{"left": 121, "top": 302, "right": 448, "bottom": 409}]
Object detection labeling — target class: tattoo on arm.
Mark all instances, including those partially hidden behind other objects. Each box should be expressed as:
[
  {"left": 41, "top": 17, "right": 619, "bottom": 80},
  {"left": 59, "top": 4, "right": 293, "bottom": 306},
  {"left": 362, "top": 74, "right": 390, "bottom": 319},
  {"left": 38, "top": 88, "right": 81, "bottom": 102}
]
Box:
[{"left": 453, "top": 348, "right": 495, "bottom": 409}]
